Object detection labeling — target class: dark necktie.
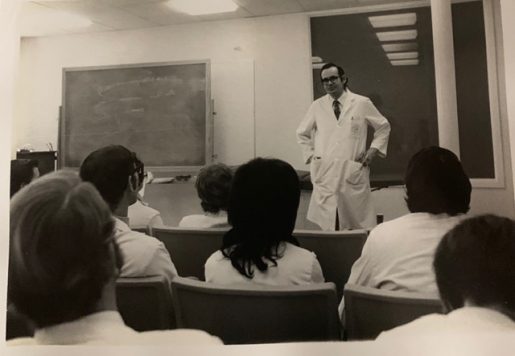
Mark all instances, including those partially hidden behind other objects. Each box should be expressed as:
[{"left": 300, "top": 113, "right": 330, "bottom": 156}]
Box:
[{"left": 333, "top": 100, "right": 341, "bottom": 120}]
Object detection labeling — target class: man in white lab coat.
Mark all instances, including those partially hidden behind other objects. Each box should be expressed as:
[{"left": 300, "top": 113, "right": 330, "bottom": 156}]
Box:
[{"left": 297, "top": 63, "right": 390, "bottom": 231}]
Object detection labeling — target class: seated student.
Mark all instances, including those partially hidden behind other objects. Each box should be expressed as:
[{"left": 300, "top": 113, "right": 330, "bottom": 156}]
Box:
[
  {"left": 378, "top": 214, "right": 515, "bottom": 339},
  {"left": 10, "top": 159, "right": 39, "bottom": 197},
  {"left": 128, "top": 195, "right": 164, "bottom": 232},
  {"left": 343, "top": 146, "right": 471, "bottom": 299},
  {"left": 205, "top": 158, "right": 324, "bottom": 285},
  {"left": 179, "top": 163, "right": 233, "bottom": 228},
  {"left": 7, "top": 171, "right": 221, "bottom": 345},
  {"left": 128, "top": 171, "right": 164, "bottom": 231},
  {"left": 80, "top": 145, "right": 178, "bottom": 282}
]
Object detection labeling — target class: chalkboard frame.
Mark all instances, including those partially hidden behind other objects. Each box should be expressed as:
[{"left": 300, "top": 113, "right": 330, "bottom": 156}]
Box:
[{"left": 59, "top": 60, "right": 213, "bottom": 173}]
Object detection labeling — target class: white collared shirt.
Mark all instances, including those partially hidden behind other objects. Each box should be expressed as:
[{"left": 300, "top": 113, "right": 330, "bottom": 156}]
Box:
[
  {"left": 8, "top": 311, "right": 222, "bottom": 345},
  {"left": 179, "top": 211, "right": 229, "bottom": 228},
  {"left": 114, "top": 217, "right": 178, "bottom": 282},
  {"left": 378, "top": 307, "right": 515, "bottom": 339},
  {"left": 205, "top": 242, "right": 324, "bottom": 286}
]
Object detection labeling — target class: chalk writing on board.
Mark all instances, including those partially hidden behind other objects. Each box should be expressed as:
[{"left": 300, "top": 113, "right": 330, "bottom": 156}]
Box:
[{"left": 61, "top": 62, "right": 210, "bottom": 169}]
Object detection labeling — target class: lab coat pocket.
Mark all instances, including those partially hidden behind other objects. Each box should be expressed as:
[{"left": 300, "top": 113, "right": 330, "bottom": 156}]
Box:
[
  {"left": 310, "top": 157, "right": 323, "bottom": 184},
  {"left": 346, "top": 161, "right": 368, "bottom": 185},
  {"left": 349, "top": 117, "right": 364, "bottom": 139}
]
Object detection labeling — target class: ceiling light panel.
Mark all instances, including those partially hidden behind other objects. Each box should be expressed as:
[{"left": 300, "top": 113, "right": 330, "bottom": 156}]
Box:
[
  {"left": 382, "top": 43, "right": 418, "bottom": 52},
  {"left": 376, "top": 29, "right": 417, "bottom": 42},
  {"left": 167, "top": 0, "right": 238, "bottom": 15},
  {"left": 390, "top": 59, "right": 419, "bottom": 66},
  {"left": 386, "top": 52, "right": 418, "bottom": 60},
  {"left": 368, "top": 13, "right": 416, "bottom": 28}
]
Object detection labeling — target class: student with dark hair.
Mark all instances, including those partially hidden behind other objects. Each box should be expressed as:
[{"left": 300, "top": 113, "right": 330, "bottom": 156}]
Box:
[
  {"left": 179, "top": 163, "right": 233, "bottom": 228},
  {"left": 80, "top": 145, "right": 177, "bottom": 282},
  {"left": 7, "top": 170, "right": 221, "bottom": 345},
  {"left": 379, "top": 214, "right": 515, "bottom": 338},
  {"left": 205, "top": 158, "right": 324, "bottom": 285},
  {"left": 343, "top": 147, "right": 471, "bottom": 302},
  {"left": 10, "top": 159, "right": 39, "bottom": 197}
]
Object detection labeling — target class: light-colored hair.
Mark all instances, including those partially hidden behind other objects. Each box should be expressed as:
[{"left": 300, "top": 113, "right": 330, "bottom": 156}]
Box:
[{"left": 9, "top": 170, "right": 116, "bottom": 328}]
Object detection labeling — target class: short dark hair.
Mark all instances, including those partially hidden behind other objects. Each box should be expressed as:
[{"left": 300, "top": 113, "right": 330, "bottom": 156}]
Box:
[
  {"left": 9, "top": 170, "right": 116, "bottom": 328},
  {"left": 405, "top": 146, "right": 471, "bottom": 215},
  {"left": 196, "top": 163, "right": 233, "bottom": 214},
  {"left": 80, "top": 145, "right": 144, "bottom": 211},
  {"left": 434, "top": 214, "right": 515, "bottom": 316},
  {"left": 10, "top": 159, "right": 38, "bottom": 197},
  {"left": 320, "top": 62, "right": 345, "bottom": 78},
  {"left": 222, "top": 158, "right": 300, "bottom": 279}
]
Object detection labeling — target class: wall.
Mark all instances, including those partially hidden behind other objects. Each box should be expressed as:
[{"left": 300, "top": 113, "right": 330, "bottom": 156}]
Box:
[
  {"left": 500, "top": 0, "right": 515, "bottom": 205},
  {"left": 13, "top": 5, "right": 515, "bottom": 221},
  {"left": 1, "top": 0, "right": 20, "bottom": 338},
  {"left": 14, "top": 14, "right": 312, "bottom": 168}
]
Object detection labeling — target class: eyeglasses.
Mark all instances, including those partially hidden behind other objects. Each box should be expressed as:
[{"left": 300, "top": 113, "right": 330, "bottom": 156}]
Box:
[
  {"left": 321, "top": 76, "right": 341, "bottom": 84},
  {"left": 131, "top": 152, "right": 145, "bottom": 184}
]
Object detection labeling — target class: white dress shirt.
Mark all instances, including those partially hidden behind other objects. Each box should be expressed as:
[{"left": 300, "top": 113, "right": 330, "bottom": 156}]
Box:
[
  {"left": 346, "top": 212, "right": 466, "bottom": 294},
  {"left": 114, "top": 217, "right": 178, "bottom": 282},
  {"left": 128, "top": 200, "right": 164, "bottom": 230},
  {"left": 179, "top": 211, "right": 229, "bottom": 228},
  {"left": 205, "top": 242, "right": 324, "bottom": 285},
  {"left": 378, "top": 307, "right": 515, "bottom": 339},
  {"left": 7, "top": 311, "right": 222, "bottom": 345}
]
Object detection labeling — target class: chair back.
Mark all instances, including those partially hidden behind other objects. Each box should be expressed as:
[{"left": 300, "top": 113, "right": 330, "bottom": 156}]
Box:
[
  {"left": 152, "top": 227, "right": 228, "bottom": 279},
  {"left": 293, "top": 229, "right": 368, "bottom": 299},
  {"left": 131, "top": 226, "right": 150, "bottom": 235},
  {"left": 171, "top": 277, "right": 340, "bottom": 344},
  {"left": 116, "top": 276, "right": 175, "bottom": 331},
  {"left": 344, "top": 283, "right": 442, "bottom": 340}
]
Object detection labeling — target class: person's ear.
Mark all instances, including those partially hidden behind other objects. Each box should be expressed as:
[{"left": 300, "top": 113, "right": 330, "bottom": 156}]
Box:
[{"left": 128, "top": 173, "right": 139, "bottom": 193}]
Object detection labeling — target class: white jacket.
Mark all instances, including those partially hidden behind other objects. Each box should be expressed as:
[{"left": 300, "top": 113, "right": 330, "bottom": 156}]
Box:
[{"left": 296, "top": 90, "right": 390, "bottom": 230}]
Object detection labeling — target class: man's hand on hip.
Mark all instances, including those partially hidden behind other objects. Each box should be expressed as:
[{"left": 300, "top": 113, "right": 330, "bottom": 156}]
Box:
[{"left": 357, "top": 148, "right": 379, "bottom": 167}]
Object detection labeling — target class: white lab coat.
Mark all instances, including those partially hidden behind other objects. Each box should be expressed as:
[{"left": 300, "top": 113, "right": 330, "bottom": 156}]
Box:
[{"left": 296, "top": 90, "right": 390, "bottom": 230}]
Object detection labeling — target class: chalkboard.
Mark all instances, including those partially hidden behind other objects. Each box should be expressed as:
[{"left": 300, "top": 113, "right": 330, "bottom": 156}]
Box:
[{"left": 60, "top": 61, "right": 211, "bottom": 170}]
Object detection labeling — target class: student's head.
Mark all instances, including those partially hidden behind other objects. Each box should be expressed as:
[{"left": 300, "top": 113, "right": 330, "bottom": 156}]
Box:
[
  {"left": 404, "top": 146, "right": 471, "bottom": 216},
  {"left": 80, "top": 145, "right": 144, "bottom": 211},
  {"left": 320, "top": 62, "right": 348, "bottom": 98},
  {"left": 10, "top": 159, "right": 39, "bottom": 197},
  {"left": 222, "top": 157, "right": 300, "bottom": 278},
  {"left": 434, "top": 215, "right": 515, "bottom": 318},
  {"left": 9, "top": 170, "right": 120, "bottom": 328},
  {"left": 196, "top": 163, "right": 233, "bottom": 214}
]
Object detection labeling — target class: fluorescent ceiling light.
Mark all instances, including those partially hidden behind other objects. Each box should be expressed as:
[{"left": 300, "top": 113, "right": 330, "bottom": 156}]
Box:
[
  {"left": 312, "top": 56, "right": 323, "bottom": 63},
  {"left": 382, "top": 42, "right": 418, "bottom": 52},
  {"left": 369, "top": 13, "right": 417, "bottom": 28},
  {"left": 376, "top": 29, "right": 417, "bottom": 42},
  {"left": 391, "top": 59, "right": 419, "bottom": 66},
  {"left": 313, "top": 63, "right": 326, "bottom": 69},
  {"left": 167, "top": 0, "right": 238, "bottom": 15},
  {"left": 386, "top": 52, "right": 418, "bottom": 60}
]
